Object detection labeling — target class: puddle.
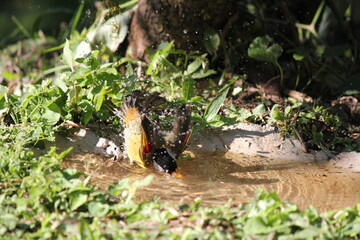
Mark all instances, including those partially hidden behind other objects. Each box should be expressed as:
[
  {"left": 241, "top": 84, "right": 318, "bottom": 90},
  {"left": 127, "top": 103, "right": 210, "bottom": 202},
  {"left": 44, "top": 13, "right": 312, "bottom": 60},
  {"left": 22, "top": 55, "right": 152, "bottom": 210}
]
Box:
[{"left": 62, "top": 151, "right": 360, "bottom": 212}]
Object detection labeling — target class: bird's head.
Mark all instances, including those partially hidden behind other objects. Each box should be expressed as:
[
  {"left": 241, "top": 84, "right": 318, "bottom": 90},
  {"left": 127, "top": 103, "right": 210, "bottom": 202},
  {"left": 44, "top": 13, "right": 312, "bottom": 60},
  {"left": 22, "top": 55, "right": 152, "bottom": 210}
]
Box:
[{"left": 152, "top": 148, "right": 184, "bottom": 177}]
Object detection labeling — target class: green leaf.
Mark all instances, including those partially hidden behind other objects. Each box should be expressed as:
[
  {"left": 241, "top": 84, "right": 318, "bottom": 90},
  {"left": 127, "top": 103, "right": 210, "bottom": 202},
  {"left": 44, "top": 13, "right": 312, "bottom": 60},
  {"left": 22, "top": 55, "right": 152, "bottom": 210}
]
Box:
[
  {"left": 80, "top": 219, "right": 94, "bottom": 240},
  {"left": 252, "top": 103, "right": 266, "bottom": 118},
  {"left": 185, "top": 59, "right": 202, "bottom": 76},
  {"left": 190, "top": 114, "right": 208, "bottom": 136},
  {"left": 62, "top": 39, "right": 74, "bottom": 71},
  {"left": 311, "top": 124, "right": 323, "bottom": 144},
  {"left": 343, "top": 221, "right": 360, "bottom": 236},
  {"left": 192, "top": 69, "right": 216, "bottom": 79},
  {"left": 0, "top": 214, "right": 18, "bottom": 231},
  {"left": 83, "top": 111, "right": 93, "bottom": 125},
  {"left": 46, "top": 101, "right": 62, "bottom": 114},
  {"left": 269, "top": 104, "right": 284, "bottom": 122},
  {"left": 79, "top": 101, "right": 94, "bottom": 125},
  {"left": 0, "top": 85, "right": 8, "bottom": 101},
  {"left": 89, "top": 56, "right": 100, "bottom": 70},
  {"left": 59, "top": 147, "right": 74, "bottom": 160},
  {"left": 208, "top": 119, "right": 225, "bottom": 128},
  {"left": 108, "top": 179, "right": 128, "bottom": 197},
  {"left": 2, "top": 70, "right": 20, "bottom": 81},
  {"left": 293, "top": 53, "right": 304, "bottom": 61},
  {"left": 146, "top": 41, "right": 174, "bottom": 75},
  {"left": 243, "top": 216, "right": 269, "bottom": 234},
  {"left": 204, "top": 28, "right": 220, "bottom": 54},
  {"left": 43, "top": 104, "right": 61, "bottom": 126},
  {"left": 88, "top": 202, "right": 110, "bottom": 217},
  {"left": 293, "top": 227, "right": 321, "bottom": 238},
  {"left": 204, "top": 86, "right": 229, "bottom": 122},
  {"left": 68, "top": 68, "right": 93, "bottom": 84},
  {"left": 182, "top": 77, "right": 195, "bottom": 101},
  {"left": 95, "top": 86, "right": 106, "bottom": 112},
  {"left": 69, "top": 191, "right": 88, "bottom": 210},
  {"left": 236, "top": 108, "right": 253, "bottom": 122},
  {"left": 248, "top": 36, "right": 283, "bottom": 62}
]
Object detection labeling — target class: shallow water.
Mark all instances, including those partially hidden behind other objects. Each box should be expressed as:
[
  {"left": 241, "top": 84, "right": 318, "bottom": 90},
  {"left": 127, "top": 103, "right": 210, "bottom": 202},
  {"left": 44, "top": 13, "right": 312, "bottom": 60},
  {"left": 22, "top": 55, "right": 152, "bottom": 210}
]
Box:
[{"left": 62, "top": 151, "right": 360, "bottom": 212}]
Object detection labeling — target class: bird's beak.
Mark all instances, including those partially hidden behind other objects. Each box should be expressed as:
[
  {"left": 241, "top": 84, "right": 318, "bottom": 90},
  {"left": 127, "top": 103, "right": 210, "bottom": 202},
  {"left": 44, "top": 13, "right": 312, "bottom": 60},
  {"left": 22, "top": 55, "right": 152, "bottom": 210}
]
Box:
[{"left": 172, "top": 168, "right": 185, "bottom": 178}]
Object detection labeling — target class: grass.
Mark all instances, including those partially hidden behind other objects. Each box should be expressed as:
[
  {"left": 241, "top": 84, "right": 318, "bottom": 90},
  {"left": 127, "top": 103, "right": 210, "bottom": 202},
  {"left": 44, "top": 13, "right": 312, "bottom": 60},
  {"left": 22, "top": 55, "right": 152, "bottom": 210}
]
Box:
[
  {"left": 1, "top": 137, "right": 360, "bottom": 239},
  {"left": 1, "top": 1, "right": 360, "bottom": 238},
  {"left": 0, "top": 39, "right": 359, "bottom": 239}
]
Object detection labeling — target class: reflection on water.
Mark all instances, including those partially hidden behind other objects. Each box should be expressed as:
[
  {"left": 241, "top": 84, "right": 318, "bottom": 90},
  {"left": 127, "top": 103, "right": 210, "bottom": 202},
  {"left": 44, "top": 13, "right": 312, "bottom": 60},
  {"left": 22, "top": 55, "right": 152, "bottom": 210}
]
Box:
[{"left": 62, "top": 151, "right": 360, "bottom": 212}]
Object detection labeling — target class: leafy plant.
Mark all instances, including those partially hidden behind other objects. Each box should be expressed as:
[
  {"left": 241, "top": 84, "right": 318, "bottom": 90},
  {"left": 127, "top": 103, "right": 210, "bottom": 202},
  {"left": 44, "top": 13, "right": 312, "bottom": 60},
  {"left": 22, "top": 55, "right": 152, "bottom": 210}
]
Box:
[
  {"left": 146, "top": 41, "right": 216, "bottom": 101},
  {"left": 191, "top": 85, "right": 230, "bottom": 135},
  {"left": 268, "top": 100, "right": 356, "bottom": 151},
  {"left": 1, "top": 1, "right": 360, "bottom": 239},
  {"left": 248, "top": 36, "right": 284, "bottom": 86}
]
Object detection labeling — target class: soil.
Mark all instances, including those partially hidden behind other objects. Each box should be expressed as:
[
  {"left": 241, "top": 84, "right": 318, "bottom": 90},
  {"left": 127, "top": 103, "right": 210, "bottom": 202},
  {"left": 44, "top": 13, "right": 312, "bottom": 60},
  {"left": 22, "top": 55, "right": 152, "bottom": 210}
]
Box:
[{"left": 41, "top": 125, "right": 360, "bottom": 172}]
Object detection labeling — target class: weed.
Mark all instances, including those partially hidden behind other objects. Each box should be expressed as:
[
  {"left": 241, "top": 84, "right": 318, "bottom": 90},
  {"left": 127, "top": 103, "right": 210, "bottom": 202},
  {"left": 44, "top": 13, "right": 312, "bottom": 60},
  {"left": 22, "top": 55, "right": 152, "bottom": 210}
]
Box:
[{"left": 1, "top": 1, "right": 360, "bottom": 239}]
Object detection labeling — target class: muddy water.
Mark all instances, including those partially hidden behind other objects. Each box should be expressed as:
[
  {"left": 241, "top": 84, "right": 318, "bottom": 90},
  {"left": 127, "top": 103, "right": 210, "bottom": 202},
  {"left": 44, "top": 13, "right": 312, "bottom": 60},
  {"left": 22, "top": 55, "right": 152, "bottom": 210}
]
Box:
[{"left": 62, "top": 151, "right": 360, "bottom": 212}]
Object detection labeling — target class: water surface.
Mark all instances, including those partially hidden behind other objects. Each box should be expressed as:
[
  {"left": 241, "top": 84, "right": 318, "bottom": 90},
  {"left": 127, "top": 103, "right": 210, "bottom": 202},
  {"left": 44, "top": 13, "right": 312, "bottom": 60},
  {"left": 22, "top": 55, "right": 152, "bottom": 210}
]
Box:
[{"left": 62, "top": 151, "right": 360, "bottom": 211}]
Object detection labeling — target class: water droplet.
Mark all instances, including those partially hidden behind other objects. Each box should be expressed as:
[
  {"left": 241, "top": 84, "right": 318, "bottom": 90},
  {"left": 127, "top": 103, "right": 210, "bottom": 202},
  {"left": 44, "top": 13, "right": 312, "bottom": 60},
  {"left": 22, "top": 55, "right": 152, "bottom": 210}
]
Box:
[{"left": 85, "top": 9, "right": 91, "bottom": 17}]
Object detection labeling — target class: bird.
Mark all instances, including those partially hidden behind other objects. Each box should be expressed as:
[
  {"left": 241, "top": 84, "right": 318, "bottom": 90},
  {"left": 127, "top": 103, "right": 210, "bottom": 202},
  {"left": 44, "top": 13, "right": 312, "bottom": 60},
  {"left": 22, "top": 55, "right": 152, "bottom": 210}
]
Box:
[{"left": 117, "top": 90, "right": 191, "bottom": 177}]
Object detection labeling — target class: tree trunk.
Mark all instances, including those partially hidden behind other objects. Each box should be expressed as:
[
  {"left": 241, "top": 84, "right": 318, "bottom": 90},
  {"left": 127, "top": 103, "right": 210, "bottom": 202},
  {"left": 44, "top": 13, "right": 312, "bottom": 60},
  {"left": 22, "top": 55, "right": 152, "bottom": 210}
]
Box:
[{"left": 127, "top": 0, "right": 236, "bottom": 59}]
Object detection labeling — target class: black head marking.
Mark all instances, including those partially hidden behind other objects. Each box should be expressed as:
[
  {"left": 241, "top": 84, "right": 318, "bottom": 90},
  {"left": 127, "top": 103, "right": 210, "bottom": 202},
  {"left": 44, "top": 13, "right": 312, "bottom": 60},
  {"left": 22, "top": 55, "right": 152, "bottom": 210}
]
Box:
[{"left": 152, "top": 148, "right": 177, "bottom": 173}]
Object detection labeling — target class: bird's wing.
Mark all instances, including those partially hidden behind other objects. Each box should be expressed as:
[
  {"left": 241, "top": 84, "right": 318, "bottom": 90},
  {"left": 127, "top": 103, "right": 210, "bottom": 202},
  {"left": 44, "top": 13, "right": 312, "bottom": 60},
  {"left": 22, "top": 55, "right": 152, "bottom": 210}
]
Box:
[
  {"left": 117, "top": 90, "right": 166, "bottom": 119},
  {"left": 169, "top": 104, "right": 192, "bottom": 158}
]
